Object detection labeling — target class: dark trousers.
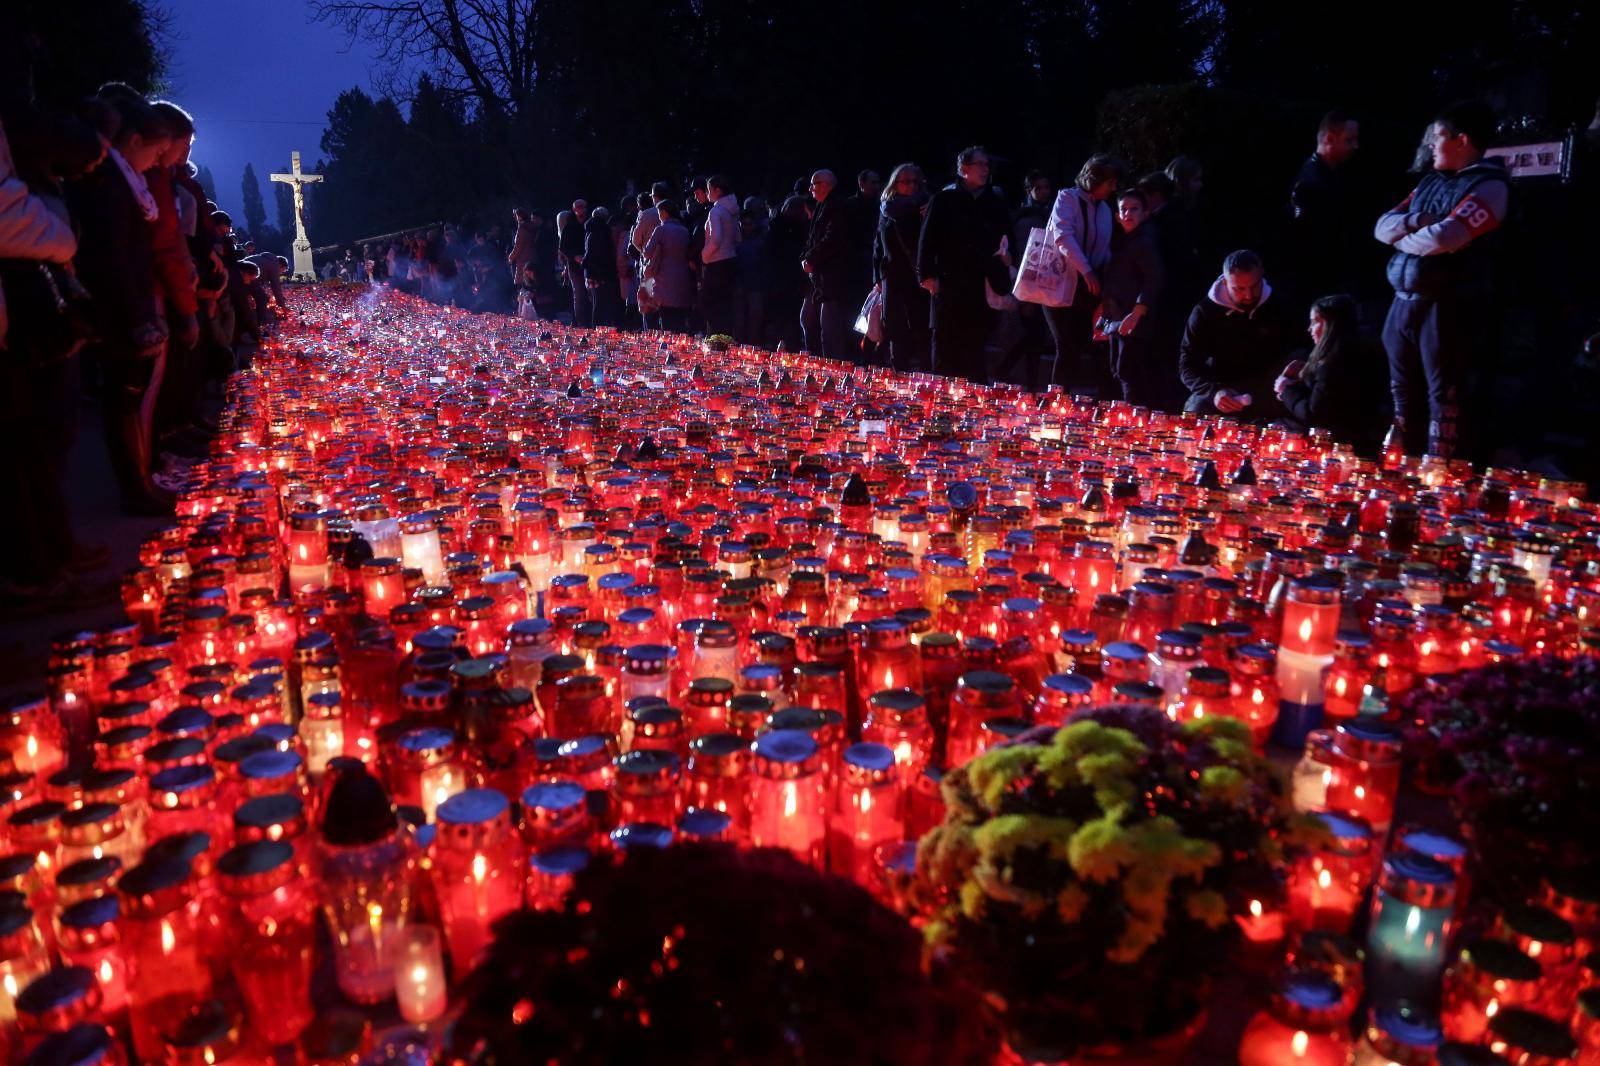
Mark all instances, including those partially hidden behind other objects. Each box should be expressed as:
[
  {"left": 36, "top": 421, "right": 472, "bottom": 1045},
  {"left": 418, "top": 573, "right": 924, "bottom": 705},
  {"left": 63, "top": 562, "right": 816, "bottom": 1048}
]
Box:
[
  {"left": 1381, "top": 293, "right": 1470, "bottom": 458},
  {"left": 566, "top": 265, "right": 592, "bottom": 327},
  {"left": 882, "top": 276, "right": 931, "bottom": 372},
  {"left": 1041, "top": 299, "right": 1097, "bottom": 390},
  {"left": 1109, "top": 333, "right": 1165, "bottom": 407},
  {"left": 800, "top": 290, "right": 853, "bottom": 363},
  {"left": 700, "top": 259, "right": 738, "bottom": 337},
  {"left": 589, "top": 281, "right": 621, "bottom": 328},
  {"left": 650, "top": 306, "right": 690, "bottom": 333},
  {"left": 154, "top": 318, "right": 201, "bottom": 441},
  {"left": 0, "top": 354, "right": 79, "bottom": 585},
  {"left": 930, "top": 277, "right": 992, "bottom": 383},
  {"left": 94, "top": 346, "right": 161, "bottom": 506}
]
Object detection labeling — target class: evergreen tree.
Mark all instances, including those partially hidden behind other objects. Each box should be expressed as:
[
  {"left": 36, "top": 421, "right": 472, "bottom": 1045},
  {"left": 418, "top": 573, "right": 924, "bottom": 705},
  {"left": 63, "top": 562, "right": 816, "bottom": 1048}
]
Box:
[
  {"left": 195, "top": 164, "right": 218, "bottom": 204},
  {"left": 241, "top": 163, "right": 268, "bottom": 240},
  {"left": 273, "top": 180, "right": 295, "bottom": 237}
]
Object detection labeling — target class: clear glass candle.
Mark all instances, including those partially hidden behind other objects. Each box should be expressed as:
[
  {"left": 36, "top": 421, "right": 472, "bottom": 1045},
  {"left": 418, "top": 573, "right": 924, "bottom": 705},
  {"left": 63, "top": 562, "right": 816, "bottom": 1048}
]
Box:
[
  {"left": 393, "top": 924, "right": 447, "bottom": 1024},
  {"left": 1367, "top": 851, "right": 1459, "bottom": 1009},
  {"left": 399, "top": 513, "right": 446, "bottom": 585},
  {"left": 748, "top": 729, "right": 826, "bottom": 868},
  {"left": 217, "top": 840, "right": 317, "bottom": 1046},
  {"left": 431, "top": 789, "right": 522, "bottom": 979},
  {"left": 315, "top": 768, "right": 416, "bottom": 1005}
]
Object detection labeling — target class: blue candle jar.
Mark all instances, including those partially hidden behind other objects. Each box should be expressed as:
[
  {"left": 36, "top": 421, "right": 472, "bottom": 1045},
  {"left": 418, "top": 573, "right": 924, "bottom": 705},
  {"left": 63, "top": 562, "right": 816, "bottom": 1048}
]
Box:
[{"left": 1367, "top": 851, "right": 1458, "bottom": 1008}]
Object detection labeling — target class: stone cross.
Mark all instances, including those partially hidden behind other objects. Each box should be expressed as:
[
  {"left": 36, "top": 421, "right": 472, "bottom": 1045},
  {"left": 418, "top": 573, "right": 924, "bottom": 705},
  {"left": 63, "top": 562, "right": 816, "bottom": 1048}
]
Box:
[{"left": 271, "top": 151, "right": 323, "bottom": 281}]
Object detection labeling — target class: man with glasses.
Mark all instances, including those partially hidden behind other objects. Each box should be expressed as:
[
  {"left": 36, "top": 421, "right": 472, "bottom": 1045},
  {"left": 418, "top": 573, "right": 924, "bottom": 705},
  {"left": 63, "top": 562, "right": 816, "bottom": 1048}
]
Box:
[
  {"left": 916, "top": 146, "right": 1011, "bottom": 383},
  {"left": 799, "top": 169, "right": 853, "bottom": 362}
]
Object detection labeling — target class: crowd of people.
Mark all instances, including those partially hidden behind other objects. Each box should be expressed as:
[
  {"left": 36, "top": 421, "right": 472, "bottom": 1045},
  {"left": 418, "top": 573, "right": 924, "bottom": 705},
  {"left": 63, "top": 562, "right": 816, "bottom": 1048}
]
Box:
[
  {"left": 0, "top": 74, "right": 1559, "bottom": 608},
  {"left": 348, "top": 100, "right": 1519, "bottom": 467},
  {"left": 2, "top": 81, "right": 279, "bottom": 602}
]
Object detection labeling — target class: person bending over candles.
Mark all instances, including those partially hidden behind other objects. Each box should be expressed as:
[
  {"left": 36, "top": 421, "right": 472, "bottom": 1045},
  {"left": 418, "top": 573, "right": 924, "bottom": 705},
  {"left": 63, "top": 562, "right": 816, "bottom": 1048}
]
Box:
[
  {"left": 1274, "top": 294, "right": 1384, "bottom": 451},
  {"left": 1177, "top": 249, "right": 1293, "bottom": 420}
]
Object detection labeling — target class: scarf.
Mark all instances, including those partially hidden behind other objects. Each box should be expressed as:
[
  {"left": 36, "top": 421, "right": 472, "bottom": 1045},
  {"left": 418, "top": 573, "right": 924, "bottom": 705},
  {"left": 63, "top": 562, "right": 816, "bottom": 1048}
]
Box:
[{"left": 109, "top": 147, "right": 160, "bottom": 222}]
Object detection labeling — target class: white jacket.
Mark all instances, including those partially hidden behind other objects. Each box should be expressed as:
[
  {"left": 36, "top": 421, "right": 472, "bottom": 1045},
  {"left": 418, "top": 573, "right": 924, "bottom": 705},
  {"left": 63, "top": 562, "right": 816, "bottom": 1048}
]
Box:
[
  {"left": 0, "top": 117, "right": 78, "bottom": 347},
  {"left": 1046, "top": 187, "right": 1112, "bottom": 307},
  {"left": 701, "top": 192, "right": 741, "bottom": 264}
]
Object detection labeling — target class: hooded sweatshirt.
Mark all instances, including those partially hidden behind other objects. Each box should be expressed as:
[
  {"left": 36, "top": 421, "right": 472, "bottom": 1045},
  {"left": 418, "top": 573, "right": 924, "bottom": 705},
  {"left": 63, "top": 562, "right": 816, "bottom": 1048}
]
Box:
[
  {"left": 702, "top": 192, "right": 741, "bottom": 264},
  {"left": 1177, "top": 274, "right": 1292, "bottom": 399}
]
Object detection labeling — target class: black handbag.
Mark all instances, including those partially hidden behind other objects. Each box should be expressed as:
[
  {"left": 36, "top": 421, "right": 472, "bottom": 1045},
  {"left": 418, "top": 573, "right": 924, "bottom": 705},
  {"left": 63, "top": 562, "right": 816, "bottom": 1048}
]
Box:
[{"left": 0, "top": 259, "right": 96, "bottom": 366}]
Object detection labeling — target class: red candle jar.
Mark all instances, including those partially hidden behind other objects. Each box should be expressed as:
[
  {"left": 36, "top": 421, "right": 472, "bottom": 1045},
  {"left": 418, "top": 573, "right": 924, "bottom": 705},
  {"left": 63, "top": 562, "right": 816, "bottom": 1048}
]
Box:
[
  {"left": 0, "top": 896, "right": 50, "bottom": 1024},
  {"left": 684, "top": 733, "right": 749, "bottom": 838},
  {"left": 946, "top": 671, "right": 1021, "bottom": 770},
  {"left": 1441, "top": 937, "right": 1543, "bottom": 1045},
  {"left": 0, "top": 696, "right": 66, "bottom": 781},
  {"left": 612, "top": 749, "right": 681, "bottom": 826},
  {"left": 116, "top": 856, "right": 215, "bottom": 1062},
  {"left": 1281, "top": 573, "right": 1343, "bottom": 657},
  {"left": 860, "top": 618, "right": 922, "bottom": 697},
  {"left": 54, "top": 895, "right": 128, "bottom": 1017},
  {"left": 525, "top": 845, "right": 591, "bottom": 912},
  {"left": 1323, "top": 632, "right": 1373, "bottom": 723},
  {"left": 6, "top": 802, "right": 64, "bottom": 887},
  {"left": 827, "top": 742, "right": 902, "bottom": 886},
  {"left": 1094, "top": 641, "right": 1149, "bottom": 706},
  {"left": 1032, "top": 672, "right": 1093, "bottom": 726},
  {"left": 685, "top": 676, "right": 734, "bottom": 737},
  {"left": 862, "top": 689, "right": 934, "bottom": 783},
  {"left": 1485, "top": 1006, "right": 1577, "bottom": 1064},
  {"left": 1497, "top": 905, "right": 1581, "bottom": 1015},
  {"left": 13, "top": 965, "right": 105, "bottom": 1059},
  {"left": 1172, "top": 666, "right": 1233, "bottom": 727},
  {"left": 217, "top": 840, "right": 317, "bottom": 1045},
  {"left": 393, "top": 727, "right": 466, "bottom": 821},
  {"left": 748, "top": 729, "right": 826, "bottom": 868},
  {"left": 1238, "top": 968, "right": 1354, "bottom": 1066},
  {"left": 431, "top": 789, "right": 523, "bottom": 978},
  {"left": 58, "top": 803, "right": 137, "bottom": 872},
  {"left": 549, "top": 673, "right": 611, "bottom": 738},
  {"left": 159, "top": 998, "right": 268, "bottom": 1065},
  {"left": 519, "top": 780, "right": 590, "bottom": 851},
  {"left": 1324, "top": 719, "right": 1403, "bottom": 835},
  {"left": 1288, "top": 811, "right": 1373, "bottom": 935}
]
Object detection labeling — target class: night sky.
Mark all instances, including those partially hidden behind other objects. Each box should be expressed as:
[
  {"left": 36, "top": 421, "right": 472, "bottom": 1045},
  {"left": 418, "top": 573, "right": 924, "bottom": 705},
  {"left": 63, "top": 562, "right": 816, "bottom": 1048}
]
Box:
[{"left": 162, "top": 0, "right": 396, "bottom": 223}]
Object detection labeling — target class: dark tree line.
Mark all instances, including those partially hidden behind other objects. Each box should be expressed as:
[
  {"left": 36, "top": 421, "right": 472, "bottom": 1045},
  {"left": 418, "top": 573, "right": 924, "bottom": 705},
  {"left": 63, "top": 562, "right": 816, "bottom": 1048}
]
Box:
[{"left": 302, "top": 0, "right": 1596, "bottom": 248}]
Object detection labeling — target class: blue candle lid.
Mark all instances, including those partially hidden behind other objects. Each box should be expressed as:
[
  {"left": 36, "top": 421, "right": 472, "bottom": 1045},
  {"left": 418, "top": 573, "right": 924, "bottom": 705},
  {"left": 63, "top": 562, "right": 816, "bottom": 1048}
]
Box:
[
  {"left": 1398, "top": 827, "right": 1467, "bottom": 863},
  {"left": 843, "top": 742, "right": 895, "bottom": 773},
  {"left": 1312, "top": 811, "right": 1373, "bottom": 849},
  {"left": 522, "top": 780, "right": 586, "bottom": 813},
  {"left": 1382, "top": 850, "right": 1457, "bottom": 907},
  {"left": 1103, "top": 641, "right": 1147, "bottom": 662},
  {"left": 556, "top": 735, "right": 609, "bottom": 760},
  {"left": 239, "top": 749, "right": 303, "bottom": 782},
  {"left": 253, "top": 722, "right": 297, "bottom": 748},
  {"left": 150, "top": 763, "right": 215, "bottom": 796},
  {"left": 16, "top": 966, "right": 95, "bottom": 1014},
  {"left": 530, "top": 845, "right": 591, "bottom": 877},
  {"left": 157, "top": 706, "right": 214, "bottom": 737},
  {"left": 437, "top": 788, "right": 509, "bottom": 826},
  {"left": 1372, "top": 1002, "right": 1442, "bottom": 1049},
  {"left": 397, "top": 727, "right": 456, "bottom": 755},
  {"left": 609, "top": 822, "right": 674, "bottom": 850},
  {"left": 753, "top": 729, "right": 819, "bottom": 765},
  {"left": 59, "top": 893, "right": 119, "bottom": 930},
  {"left": 676, "top": 807, "right": 733, "bottom": 840},
  {"left": 24, "top": 1024, "right": 117, "bottom": 1066},
  {"left": 596, "top": 572, "right": 634, "bottom": 593}
]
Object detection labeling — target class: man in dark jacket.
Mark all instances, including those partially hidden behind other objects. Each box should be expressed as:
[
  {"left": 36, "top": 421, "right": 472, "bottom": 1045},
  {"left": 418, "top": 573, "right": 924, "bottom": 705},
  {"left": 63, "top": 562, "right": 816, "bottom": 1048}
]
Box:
[
  {"left": 583, "top": 206, "right": 620, "bottom": 327},
  {"left": 1288, "top": 110, "right": 1367, "bottom": 306},
  {"left": 916, "top": 146, "right": 1010, "bottom": 383},
  {"left": 799, "top": 169, "right": 854, "bottom": 362},
  {"left": 508, "top": 207, "right": 538, "bottom": 282},
  {"left": 560, "top": 199, "right": 591, "bottom": 327},
  {"left": 1374, "top": 100, "right": 1508, "bottom": 460},
  {"left": 1178, "top": 249, "right": 1292, "bottom": 419}
]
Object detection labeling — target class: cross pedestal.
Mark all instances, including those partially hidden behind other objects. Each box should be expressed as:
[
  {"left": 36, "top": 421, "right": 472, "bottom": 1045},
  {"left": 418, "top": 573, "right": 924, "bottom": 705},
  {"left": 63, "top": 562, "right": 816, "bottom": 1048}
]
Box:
[{"left": 270, "top": 151, "right": 324, "bottom": 281}]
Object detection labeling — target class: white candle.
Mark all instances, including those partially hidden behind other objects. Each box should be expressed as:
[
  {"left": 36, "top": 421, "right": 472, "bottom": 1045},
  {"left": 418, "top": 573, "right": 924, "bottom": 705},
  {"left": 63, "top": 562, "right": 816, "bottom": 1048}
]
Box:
[{"left": 394, "top": 924, "right": 448, "bottom": 1023}]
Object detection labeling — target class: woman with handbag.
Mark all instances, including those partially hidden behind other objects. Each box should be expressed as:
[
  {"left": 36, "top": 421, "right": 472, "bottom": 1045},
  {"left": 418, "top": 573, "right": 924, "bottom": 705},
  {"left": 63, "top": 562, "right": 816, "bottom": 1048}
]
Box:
[
  {"left": 1041, "top": 155, "right": 1124, "bottom": 390},
  {"left": 873, "top": 163, "right": 931, "bottom": 372}
]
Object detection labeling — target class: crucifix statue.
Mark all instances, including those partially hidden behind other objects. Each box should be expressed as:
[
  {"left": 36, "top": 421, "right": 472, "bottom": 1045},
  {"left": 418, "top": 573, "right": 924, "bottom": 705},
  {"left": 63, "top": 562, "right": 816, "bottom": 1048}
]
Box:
[{"left": 271, "top": 151, "right": 323, "bottom": 281}]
